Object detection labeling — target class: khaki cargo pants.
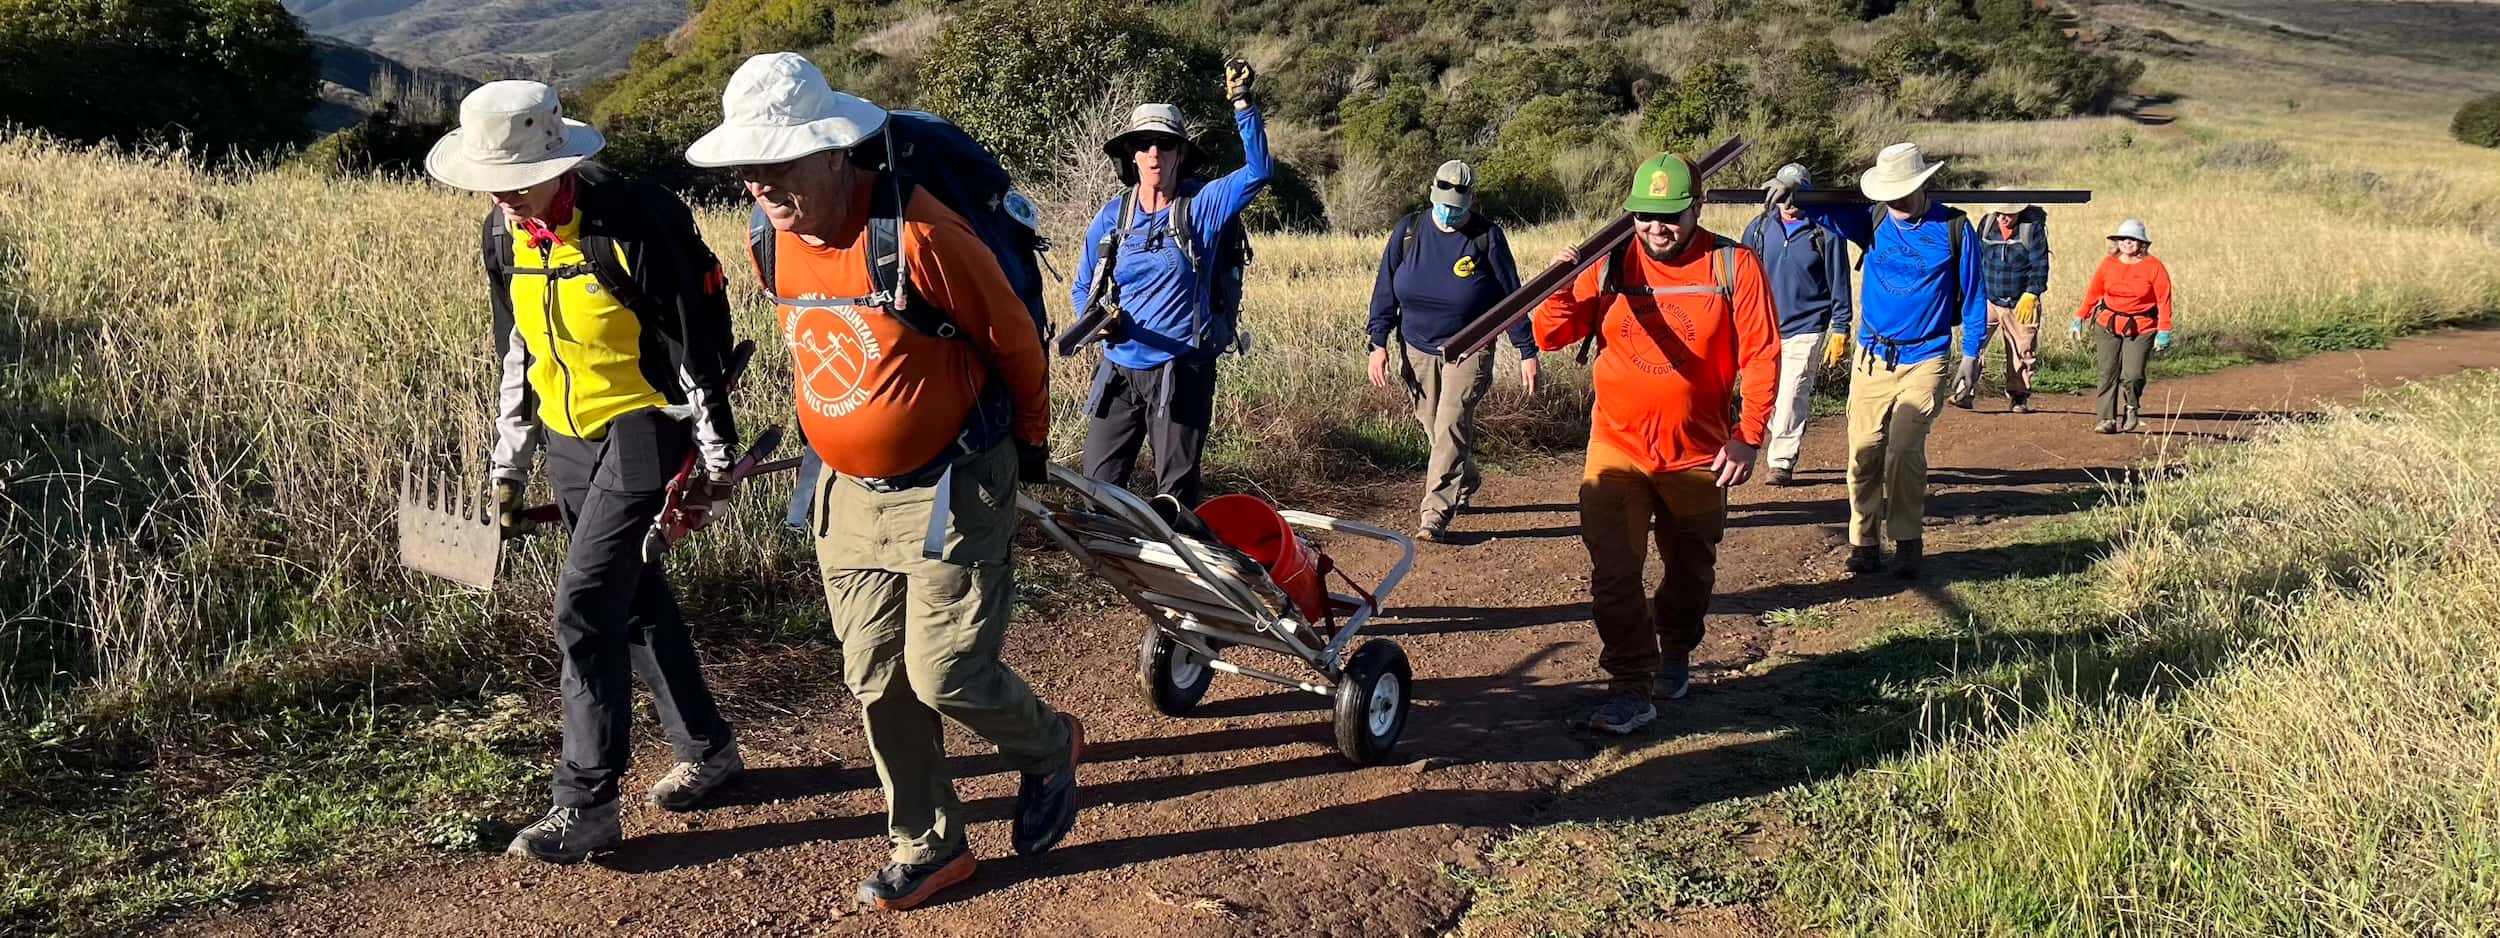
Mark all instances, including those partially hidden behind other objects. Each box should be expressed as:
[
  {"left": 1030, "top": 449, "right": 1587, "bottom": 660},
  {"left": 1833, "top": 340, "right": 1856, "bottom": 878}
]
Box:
[
  {"left": 1952, "top": 301, "right": 2040, "bottom": 402},
  {"left": 1845, "top": 347, "right": 1947, "bottom": 546},
  {"left": 1578, "top": 441, "right": 1726, "bottom": 696},
  {"left": 1400, "top": 343, "right": 1496, "bottom": 529},
  {"left": 809, "top": 441, "right": 1071, "bottom": 865}
]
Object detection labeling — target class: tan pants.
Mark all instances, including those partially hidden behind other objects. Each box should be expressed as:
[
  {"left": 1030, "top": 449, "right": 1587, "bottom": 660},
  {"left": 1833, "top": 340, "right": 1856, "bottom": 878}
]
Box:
[
  {"left": 1400, "top": 343, "right": 1495, "bottom": 528},
  {"left": 1845, "top": 348, "right": 1947, "bottom": 546},
  {"left": 1764, "top": 332, "right": 1830, "bottom": 471},
  {"left": 810, "top": 441, "right": 1071, "bottom": 865},
  {"left": 1952, "top": 302, "right": 2039, "bottom": 401},
  {"left": 1578, "top": 442, "right": 1725, "bottom": 696}
]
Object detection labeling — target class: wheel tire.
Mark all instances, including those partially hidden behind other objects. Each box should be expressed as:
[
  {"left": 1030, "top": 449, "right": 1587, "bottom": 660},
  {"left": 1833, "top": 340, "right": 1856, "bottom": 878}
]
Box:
[
  {"left": 1138, "top": 627, "right": 1215, "bottom": 716},
  {"left": 1331, "top": 640, "right": 1413, "bottom": 766}
]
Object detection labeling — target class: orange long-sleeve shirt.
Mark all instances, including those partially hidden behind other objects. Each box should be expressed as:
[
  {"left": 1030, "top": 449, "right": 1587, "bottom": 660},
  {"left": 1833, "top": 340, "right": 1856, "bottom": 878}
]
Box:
[
  {"left": 2074, "top": 254, "right": 2175, "bottom": 336},
  {"left": 1533, "top": 232, "right": 1781, "bottom": 474},
  {"left": 771, "top": 183, "right": 1049, "bottom": 479}
]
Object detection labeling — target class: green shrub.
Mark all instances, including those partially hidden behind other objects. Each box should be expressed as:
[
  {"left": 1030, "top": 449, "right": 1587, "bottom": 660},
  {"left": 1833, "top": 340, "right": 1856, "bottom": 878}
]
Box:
[
  {"left": 922, "top": 0, "right": 1225, "bottom": 180},
  {"left": 2453, "top": 93, "right": 2500, "bottom": 149},
  {"left": 296, "top": 103, "right": 450, "bottom": 178},
  {"left": 0, "top": 0, "right": 315, "bottom": 159},
  {"left": 1477, "top": 94, "right": 1612, "bottom": 222}
]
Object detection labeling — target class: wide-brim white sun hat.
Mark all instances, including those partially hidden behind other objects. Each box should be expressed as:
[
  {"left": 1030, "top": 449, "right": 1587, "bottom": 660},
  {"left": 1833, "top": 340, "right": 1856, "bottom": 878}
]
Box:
[
  {"left": 1858, "top": 142, "right": 1946, "bottom": 203},
  {"left": 687, "top": 53, "right": 889, "bottom": 168},
  {"left": 2108, "top": 218, "right": 2152, "bottom": 243},
  {"left": 424, "top": 80, "right": 605, "bottom": 193}
]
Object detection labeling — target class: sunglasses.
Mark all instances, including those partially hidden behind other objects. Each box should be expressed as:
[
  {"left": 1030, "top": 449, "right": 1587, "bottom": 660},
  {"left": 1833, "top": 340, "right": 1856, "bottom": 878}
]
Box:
[
  {"left": 1631, "top": 211, "right": 1687, "bottom": 225},
  {"left": 1434, "top": 180, "right": 1472, "bottom": 194}
]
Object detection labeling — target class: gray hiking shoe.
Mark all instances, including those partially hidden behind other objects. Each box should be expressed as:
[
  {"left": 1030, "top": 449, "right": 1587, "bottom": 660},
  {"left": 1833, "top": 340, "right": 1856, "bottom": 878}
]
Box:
[
  {"left": 648, "top": 742, "right": 744, "bottom": 812},
  {"left": 2119, "top": 409, "right": 2144, "bottom": 433},
  {"left": 506, "top": 801, "right": 621, "bottom": 864},
  {"left": 1587, "top": 694, "right": 1657, "bottom": 735},
  {"left": 2093, "top": 419, "right": 2120, "bottom": 435},
  {"left": 1653, "top": 656, "right": 1692, "bottom": 701},
  {"left": 1765, "top": 467, "right": 1796, "bottom": 487}
]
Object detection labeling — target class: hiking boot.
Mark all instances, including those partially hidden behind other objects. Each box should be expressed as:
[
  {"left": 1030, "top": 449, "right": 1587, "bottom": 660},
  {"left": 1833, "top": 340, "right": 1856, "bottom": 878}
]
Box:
[
  {"left": 1891, "top": 539, "right": 1924, "bottom": 579},
  {"left": 647, "top": 742, "right": 744, "bottom": 812},
  {"left": 858, "top": 846, "right": 978, "bottom": 912},
  {"left": 1653, "top": 656, "right": 1691, "bottom": 701},
  {"left": 1587, "top": 694, "right": 1657, "bottom": 735},
  {"left": 1765, "top": 467, "right": 1796, "bottom": 487},
  {"left": 1948, "top": 392, "right": 1975, "bottom": 410},
  {"left": 506, "top": 801, "right": 621, "bottom": 865},
  {"left": 2093, "top": 419, "right": 2120, "bottom": 435},
  {"left": 2010, "top": 397, "right": 2034, "bottom": 414},
  {"left": 2120, "top": 409, "right": 2144, "bottom": 433},
  {"left": 1845, "top": 545, "right": 1884, "bottom": 574},
  {"left": 1417, "top": 517, "right": 1451, "bottom": 544},
  {"left": 1011, "top": 713, "right": 1085, "bottom": 856}
]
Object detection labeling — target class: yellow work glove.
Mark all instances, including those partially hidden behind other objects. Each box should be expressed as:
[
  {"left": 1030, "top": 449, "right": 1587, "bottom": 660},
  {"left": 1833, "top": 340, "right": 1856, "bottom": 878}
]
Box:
[
  {"left": 2013, "top": 292, "right": 2041, "bottom": 326},
  {"left": 1822, "top": 333, "right": 1850, "bottom": 369}
]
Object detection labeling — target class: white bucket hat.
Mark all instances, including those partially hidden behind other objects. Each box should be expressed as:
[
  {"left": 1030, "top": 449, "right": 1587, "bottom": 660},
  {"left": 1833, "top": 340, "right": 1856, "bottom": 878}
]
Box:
[
  {"left": 1984, "top": 187, "right": 2034, "bottom": 217},
  {"left": 2109, "top": 218, "right": 2151, "bottom": 243},
  {"left": 1858, "top": 142, "right": 1946, "bottom": 203},
  {"left": 686, "top": 53, "right": 890, "bottom": 168},
  {"left": 424, "top": 81, "right": 605, "bottom": 193}
]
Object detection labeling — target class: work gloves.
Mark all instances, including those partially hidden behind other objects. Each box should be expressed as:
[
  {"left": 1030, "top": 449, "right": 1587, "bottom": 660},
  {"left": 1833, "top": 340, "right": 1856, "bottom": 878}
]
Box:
[
  {"left": 2069, "top": 318, "right": 2085, "bottom": 340},
  {"left": 2013, "top": 292, "right": 2040, "bottom": 326},
  {"left": 491, "top": 478, "right": 526, "bottom": 540},
  {"left": 1822, "top": 333, "right": 1850, "bottom": 369},
  {"left": 1017, "top": 440, "right": 1052, "bottom": 485},
  {"left": 1225, "top": 59, "right": 1257, "bottom": 104},
  {"left": 1763, "top": 163, "right": 1809, "bottom": 205},
  {"left": 2155, "top": 330, "right": 2174, "bottom": 351},
  {"left": 681, "top": 468, "right": 737, "bottom": 527}
]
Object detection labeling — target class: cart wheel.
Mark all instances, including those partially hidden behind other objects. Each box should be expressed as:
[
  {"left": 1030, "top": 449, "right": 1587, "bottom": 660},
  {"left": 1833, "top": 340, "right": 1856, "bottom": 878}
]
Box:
[
  {"left": 1331, "top": 640, "right": 1412, "bottom": 766},
  {"left": 1138, "top": 628, "right": 1216, "bottom": 716}
]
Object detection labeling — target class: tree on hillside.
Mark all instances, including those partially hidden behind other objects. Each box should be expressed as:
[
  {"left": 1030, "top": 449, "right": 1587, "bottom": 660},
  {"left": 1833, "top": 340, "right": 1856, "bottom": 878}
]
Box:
[
  {"left": 920, "top": 0, "right": 1229, "bottom": 181},
  {"left": 2454, "top": 93, "right": 2500, "bottom": 149},
  {"left": 0, "top": 0, "right": 316, "bottom": 158}
]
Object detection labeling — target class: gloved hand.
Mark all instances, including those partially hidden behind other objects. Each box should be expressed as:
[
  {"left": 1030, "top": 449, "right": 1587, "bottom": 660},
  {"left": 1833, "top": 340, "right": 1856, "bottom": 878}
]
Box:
[
  {"left": 1822, "top": 333, "right": 1850, "bottom": 369},
  {"left": 2069, "top": 318, "right": 2085, "bottom": 340},
  {"left": 1764, "top": 163, "right": 1808, "bottom": 205},
  {"left": 2013, "top": 292, "right": 2040, "bottom": 326},
  {"left": 681, "top": 468, "right": 737, "bottom": 526},
  {"left": 1224, "top": 59, "right": 1256, "bottom": 103},
  {"left": 490, "top": 478, "right": 526, "bottom": 540},
  {"left": 2155, "top": 330, "right": 2174, "bottom": 351},
  {"left": 1016, "top": 440, "right": 1052, "bottom": 484}
]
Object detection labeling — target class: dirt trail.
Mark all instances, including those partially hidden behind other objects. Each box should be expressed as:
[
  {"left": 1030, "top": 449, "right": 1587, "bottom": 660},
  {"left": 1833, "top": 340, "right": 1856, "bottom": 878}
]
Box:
[{"left": 183, "top": 329, "right": 2500, "bottom": 938}]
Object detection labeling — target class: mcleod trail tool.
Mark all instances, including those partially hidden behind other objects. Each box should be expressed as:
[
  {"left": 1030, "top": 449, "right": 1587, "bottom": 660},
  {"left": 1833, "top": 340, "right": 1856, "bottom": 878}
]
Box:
[
  {"left": 397, "top": 466, "right": 560, "bottom": 590},
  {"left": 1446, "top": 135, "right": 1751, "bottom": 362}
]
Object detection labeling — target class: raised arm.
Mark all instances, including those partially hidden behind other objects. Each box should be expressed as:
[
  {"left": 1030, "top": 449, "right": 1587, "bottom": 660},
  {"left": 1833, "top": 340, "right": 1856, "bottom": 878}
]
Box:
[{"left": 1532, "top": 253, "right": 1608, "bottom": 351}]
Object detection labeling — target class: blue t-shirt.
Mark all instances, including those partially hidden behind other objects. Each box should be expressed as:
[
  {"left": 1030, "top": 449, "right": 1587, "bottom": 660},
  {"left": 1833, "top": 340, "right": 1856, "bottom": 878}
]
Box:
[
  {"left": 1808, "top": 201, "right": 1988, "bottom": 366},
  {"left": 1071, "top": 104, "right": 1273, "bottom": 370},
  {"left": 1366, "top": 214, "right": 1533, "bottom": 358}
]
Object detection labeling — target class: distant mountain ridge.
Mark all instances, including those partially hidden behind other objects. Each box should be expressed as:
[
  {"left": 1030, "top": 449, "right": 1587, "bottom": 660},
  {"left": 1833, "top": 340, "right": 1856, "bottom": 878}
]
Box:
[{"left": 283, "top": 0, "right": 685, "bottom": 87}]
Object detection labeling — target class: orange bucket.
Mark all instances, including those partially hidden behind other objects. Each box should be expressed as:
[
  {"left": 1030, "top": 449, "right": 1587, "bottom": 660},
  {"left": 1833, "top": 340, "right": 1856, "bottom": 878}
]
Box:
[{"left": 1194, "top": 494, "right": 1328, "bottom": 621}]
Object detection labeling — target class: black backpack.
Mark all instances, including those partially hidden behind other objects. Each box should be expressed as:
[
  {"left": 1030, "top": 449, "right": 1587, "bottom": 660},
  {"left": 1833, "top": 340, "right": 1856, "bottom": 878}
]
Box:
[
  {"left": 481, "top": 163, "right": 672, "bottom": 311},
  {"left": 1096, "top": 177, "right": 1254, "bottom": 353},
  {"left": 746, "top": 110, "right": 1052, "bottom": 345}
]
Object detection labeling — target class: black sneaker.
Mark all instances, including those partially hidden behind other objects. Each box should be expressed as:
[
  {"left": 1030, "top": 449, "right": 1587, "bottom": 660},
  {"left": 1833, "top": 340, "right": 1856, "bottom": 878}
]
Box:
[
  {"left": 1652, "top": 656, "right": 1691, "bottom": 700},
  {"left": 1587, "top": 694, "right": 1658, "bottom": 735},
  {"left": 505, "top": 801, "right": 621, "bottom": 865},
  {"left": 2010, "top": 397, "right": 2034, "bottom": 414},
  {"left": 1948, "top": 393, "right": 1975, "bottom": 410},
  {"left": 1892, "top": 539, "right": 1924, "bottom": 579},
  {"left": 1011, "top": 713, "right": 1085, "bottom": 856},
  {"left": 1845, "top": 545, "right": 1883, "bottom": 574},
  {"left": 858, "top": 846, "right": 978, "bottom": 912}
]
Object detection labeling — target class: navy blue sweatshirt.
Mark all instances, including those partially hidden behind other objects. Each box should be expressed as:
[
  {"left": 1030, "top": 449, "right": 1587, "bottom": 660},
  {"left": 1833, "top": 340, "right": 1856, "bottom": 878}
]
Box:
[
  {"left": 1740, "top": 213, "right": 1855, "bottom": 339},
  {"left": 1367, "top": 213, "right": 1536, "bottom": 359}
]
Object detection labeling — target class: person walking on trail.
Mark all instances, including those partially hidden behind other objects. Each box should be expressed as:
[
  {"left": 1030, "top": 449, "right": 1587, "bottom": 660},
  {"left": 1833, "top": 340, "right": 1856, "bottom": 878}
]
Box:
[
  {"left": 1950, "top": 195, "right": 2052, "bottom": 412},
  {"left": 1766, "top": 144, "right": 1989, "bottom": 580},
  {"left": 1738, "top": 164, "right": 1853, "bottom": 488},
  {"left": 1534, "top": 153, "right": 1780, "bottom": 736},
  {"left": 686, "top": 53, "right": 1081, "bottom": 912},
  {"left": 2072, "top": 218, "right": 2175, "bottom": 434},
  {"left": 1365, "top": 159, "right": 1539, "bottom": 542},
  {"left": 424, "top": 80, "right": 746, "bottom": 864},
  {"left": 1071, "top": 59, "right": 1273, "bottom": 508}
]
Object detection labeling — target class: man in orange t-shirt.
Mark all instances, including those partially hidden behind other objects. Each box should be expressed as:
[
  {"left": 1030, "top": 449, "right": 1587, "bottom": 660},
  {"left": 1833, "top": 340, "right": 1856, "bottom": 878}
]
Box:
[
  {"left": 1534, "top": 152, "right": 1781, "bottom": 736},
  {"left": 686, "top": 53, "right": 1079, "bottom": 912}
]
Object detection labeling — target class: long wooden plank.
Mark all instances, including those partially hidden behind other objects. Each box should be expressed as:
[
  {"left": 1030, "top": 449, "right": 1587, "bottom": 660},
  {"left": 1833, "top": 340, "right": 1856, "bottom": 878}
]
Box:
[
  {"left": 1446, "top": 136, "right": 1751, "bottom": 362},
  {"left": 1703, "top": 188, "right": 2093, "bottom": 205}
]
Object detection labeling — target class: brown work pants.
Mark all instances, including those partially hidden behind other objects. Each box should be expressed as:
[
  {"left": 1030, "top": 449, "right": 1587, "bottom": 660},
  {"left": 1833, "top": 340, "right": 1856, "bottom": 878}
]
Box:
[
  {"left": 1578, "top": 442, "right": 1726, "bottom": 696},
  {"left": 1952, "top": 302, "right": 2039, "bottom": 402}
]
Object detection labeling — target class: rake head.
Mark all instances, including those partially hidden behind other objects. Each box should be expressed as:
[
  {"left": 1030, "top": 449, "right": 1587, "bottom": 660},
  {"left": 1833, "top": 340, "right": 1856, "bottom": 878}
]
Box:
[{"left": 397, "top": 463, "right": 502, "bottom": 590}]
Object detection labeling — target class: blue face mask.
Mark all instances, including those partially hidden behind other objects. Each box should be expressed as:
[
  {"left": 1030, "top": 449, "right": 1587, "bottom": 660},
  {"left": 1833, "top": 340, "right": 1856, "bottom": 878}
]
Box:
[{"left": 1432, "top": 204, "right": 1467, "bottom": 228}]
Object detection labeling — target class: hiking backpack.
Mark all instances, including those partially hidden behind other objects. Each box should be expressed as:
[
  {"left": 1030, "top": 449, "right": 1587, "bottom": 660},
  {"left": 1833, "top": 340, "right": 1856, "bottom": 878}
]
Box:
[
  {"left": 745, "top": 110, "right": 1052, "bottom": 345},
  {"left": 1576, "top": 235, "right": 1744, "bottom": 365},
  {"left": 481, "top": 163, "right": 678, "bottom": 312},
  {"left": 1095, "top": 177, "right": 1255, "bottom": 354},
  {"left": 1395, "top": 211, "right": 1495, "bottom": 271}
]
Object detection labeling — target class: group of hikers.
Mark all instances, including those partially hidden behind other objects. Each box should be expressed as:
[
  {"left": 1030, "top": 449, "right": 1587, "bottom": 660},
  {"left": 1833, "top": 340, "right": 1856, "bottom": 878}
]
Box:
[{"left": 417, "top": 50, "right": 2178, "bottom": 908}]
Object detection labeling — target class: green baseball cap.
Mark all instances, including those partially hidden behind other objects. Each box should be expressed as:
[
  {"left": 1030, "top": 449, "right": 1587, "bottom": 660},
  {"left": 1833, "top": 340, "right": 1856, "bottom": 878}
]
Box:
[{"left": 1623, "top": 152, "right": 1698, "bottom": 214}]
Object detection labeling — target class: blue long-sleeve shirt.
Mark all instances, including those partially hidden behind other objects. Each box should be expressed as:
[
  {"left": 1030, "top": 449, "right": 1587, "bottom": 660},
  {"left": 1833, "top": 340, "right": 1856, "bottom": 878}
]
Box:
[
  {"left": 1366, "top": 213, "right": 1535, "bottom": 359},
  {"left": 1807, "top": 201, "right": 1989, "bottom": 365},
  {"left": 1071, "top": 103, "right": 1272, "bottom": 370},
  {"left": 1739, "top": 213, "right": 1854, "bottom": 339}
]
